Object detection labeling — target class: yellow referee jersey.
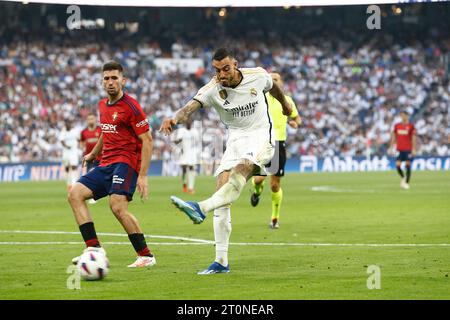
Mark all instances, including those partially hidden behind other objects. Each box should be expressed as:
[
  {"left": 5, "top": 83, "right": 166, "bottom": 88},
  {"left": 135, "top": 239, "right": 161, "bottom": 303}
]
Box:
[{"left": 265, "top": 93, "right": 299, "bottom": 141}]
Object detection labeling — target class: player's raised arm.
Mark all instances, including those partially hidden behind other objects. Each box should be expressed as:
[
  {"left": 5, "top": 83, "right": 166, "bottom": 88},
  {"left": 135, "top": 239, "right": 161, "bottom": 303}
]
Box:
[
  {"left": 159, "top": 99, "right": 202, "bottom": 135},
  {"left": 269, "top": 79, "right": 292, "bottom": 116},
  {"left": 137, "top": 131, "right": 153, "bottom": 201}
]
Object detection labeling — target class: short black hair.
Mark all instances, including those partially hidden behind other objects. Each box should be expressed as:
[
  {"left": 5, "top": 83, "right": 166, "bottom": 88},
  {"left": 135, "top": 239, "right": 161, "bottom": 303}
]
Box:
[
  {"left": 212, "top": 48, "right": 235, "bottom": 61},
  {"left": 102, "top": 60, "right": 124, "bottom": 73}
]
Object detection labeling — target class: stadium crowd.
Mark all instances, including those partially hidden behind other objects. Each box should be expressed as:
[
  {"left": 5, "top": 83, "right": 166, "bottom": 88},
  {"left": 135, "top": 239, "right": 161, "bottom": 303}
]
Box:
[{"left": 0, "top": 29, "right": 449, "bottom": 164}]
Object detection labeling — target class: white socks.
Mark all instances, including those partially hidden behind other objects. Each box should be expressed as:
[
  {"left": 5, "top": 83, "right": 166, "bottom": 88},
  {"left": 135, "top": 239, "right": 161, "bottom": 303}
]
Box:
[
  {"left": 199, "top": 172, "right": 247, "bottom": 213},
  {"left": 214, "top": 206, "right": 231, "bottom": 267},
  {"left": 187, "top": 169, "right": 196, "bottom": 191},
  {"left": 67, "top": 169, "right": 79, "bottom": 187}
]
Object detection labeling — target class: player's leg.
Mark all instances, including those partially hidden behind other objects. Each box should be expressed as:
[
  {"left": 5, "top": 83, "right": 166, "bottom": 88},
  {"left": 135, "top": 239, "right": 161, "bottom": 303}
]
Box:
[
  {"left": 198, "top": 171, "right": 232, "bottom": 274},
  {"left": 170, "top": 160, "right": 253, "bottom": 224},
  {"left": 181, "top": 165, "right": 188, "bottom": 192},
  {"left": 108, "top": 163, "right": 155, "bottom": 267},
  {"left": 109, "top": 194, "right": 155, "bottom": 267},
  {"left": 396, "top": 155, "right": 406, "bottom": 188},
  {"left": 68, "top": 167, "right": 109, "bottom": 264},
  {"left": 405, "top": 158, "right": 412, "bottom": 188},
  {"left": 87, "top": 160, "right": 100, "bottom": 204},
  {"left": 250, "top": 176, "right": 265, "bottom": 207},
  {"left": 70, "top": 165, "right": 79, "bottom": 186},
  {"left": 270, "top": 175, "right": 282, "bottom": 229},
  {"left": 269, "top": 140, "right": 286, "bottom": 228},
  {"left": 199, "top": 160, "right": 254, "bottom": 213},
  {"left": 64, "top": 165, "right": 72, "bottom": 192},
  {"left": 187, "top": 165, "right": 196, "bottom": 194}
]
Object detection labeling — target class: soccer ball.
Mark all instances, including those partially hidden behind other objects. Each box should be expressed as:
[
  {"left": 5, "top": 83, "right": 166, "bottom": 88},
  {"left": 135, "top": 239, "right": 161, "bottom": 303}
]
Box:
[{"left": 76, "top": 251, "right": 109, "bottom": 281}]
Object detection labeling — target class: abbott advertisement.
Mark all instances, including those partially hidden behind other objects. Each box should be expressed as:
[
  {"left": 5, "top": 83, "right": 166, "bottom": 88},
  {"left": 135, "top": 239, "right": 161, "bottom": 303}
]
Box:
[{"left": 0, "top": 156, "right": 449, "bottom": 182}]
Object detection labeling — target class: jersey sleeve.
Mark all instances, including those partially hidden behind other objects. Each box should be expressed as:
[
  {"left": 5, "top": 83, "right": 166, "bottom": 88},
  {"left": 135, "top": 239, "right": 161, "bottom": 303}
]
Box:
[
  {"left": 193, "top": 78, "right": 215, "bottom": 108},
  {"left": 258, "top": 67, "right": 273, "bottom": 92},
  {"left": 129, "top": 102, "right": 150, "bottom": 136},
  {"left": 80, "top": 130, "right": 85, "bottom": 142}
]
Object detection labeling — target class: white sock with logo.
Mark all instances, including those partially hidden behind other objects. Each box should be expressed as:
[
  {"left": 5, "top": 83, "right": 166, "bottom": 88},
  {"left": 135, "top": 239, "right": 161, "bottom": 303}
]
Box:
[{"left": 214, "top": 206, "right": 231, "bottom": 267}]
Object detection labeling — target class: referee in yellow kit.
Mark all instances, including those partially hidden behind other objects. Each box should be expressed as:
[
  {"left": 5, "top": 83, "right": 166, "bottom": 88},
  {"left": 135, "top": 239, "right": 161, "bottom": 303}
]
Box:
[{"left": 250, "top": 72, "right": 302, "bottom": 229}]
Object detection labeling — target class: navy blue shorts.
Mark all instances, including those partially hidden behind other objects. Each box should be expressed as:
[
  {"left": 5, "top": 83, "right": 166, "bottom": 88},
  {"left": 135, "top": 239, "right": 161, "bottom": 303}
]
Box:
[
  {"left": 397, "top": 151, "right": 413, "bottom": 162},
  {"left": 78, "top": 162, "right": 137, "bottom": 201},
  {"left": 86, "top": 160, "right": 100, "bottom": 173}
]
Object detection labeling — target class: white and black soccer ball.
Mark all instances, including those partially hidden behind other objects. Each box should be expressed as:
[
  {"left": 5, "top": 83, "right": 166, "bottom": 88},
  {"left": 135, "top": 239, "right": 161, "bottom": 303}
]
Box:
[{"left": 76, "top": 251, "right": 109, "bottom": 281}]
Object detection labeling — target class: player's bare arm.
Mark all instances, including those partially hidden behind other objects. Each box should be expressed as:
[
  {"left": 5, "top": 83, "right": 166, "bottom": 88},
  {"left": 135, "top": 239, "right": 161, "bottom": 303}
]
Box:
[
  {"left": 159, "top": 99, "right": 201, "bottom": 135},
  {"left": 83, "top": 134, "right": 103, "bottom": 167},
  {"left": 412, "top": 134, "right": 417, "bottom": 156},
  {"left": 269, "top": 81, "right": 292, "bottom": 116},
  {"left": 137, "top": 131, "right": 153, "bottom": 201},
  {"left": 389, "top": 131, "right": 396, "bottom": 152}
]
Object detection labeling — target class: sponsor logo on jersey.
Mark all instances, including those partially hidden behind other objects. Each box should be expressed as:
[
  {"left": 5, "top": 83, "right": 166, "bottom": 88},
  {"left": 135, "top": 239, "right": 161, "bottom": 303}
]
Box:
[
  {"left": 225, "top": 101, "right": 258, "bottom": 118},
  {"left": 136, "top": 119, "right": 149, "bottom": 128},
  {"left": 100, "top": 123, "right": 118, "bottom": 133},
  {"left": 219, "top": 89, "right": 228, "bottom": 100},
  {"left": 397, "top": 129, "right": 409, "bottom": 135},
  {"left": 250, "top": 88, "right": 257, "bottom": 97}
]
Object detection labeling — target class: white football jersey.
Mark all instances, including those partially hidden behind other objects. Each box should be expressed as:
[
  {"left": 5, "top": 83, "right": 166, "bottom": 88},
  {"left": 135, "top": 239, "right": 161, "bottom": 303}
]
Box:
[
  {"left": 59, "top": 127, "right": 80, "bottom": 151},
  {"left": 194, "top": 67, "right": 274, "bottom": 141},
  {"left": 173, "top": 127, "right": 201, "bottom": 157}
]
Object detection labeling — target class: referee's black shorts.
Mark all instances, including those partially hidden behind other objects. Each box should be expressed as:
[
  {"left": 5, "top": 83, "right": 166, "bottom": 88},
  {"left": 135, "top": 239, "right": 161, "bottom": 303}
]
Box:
[{"left": 265, "top": 140, "right": 287, "bottom": 177}]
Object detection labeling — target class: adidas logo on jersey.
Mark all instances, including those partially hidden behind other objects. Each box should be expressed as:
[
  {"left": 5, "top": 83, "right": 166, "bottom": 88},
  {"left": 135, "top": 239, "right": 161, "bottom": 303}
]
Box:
[{"left": 223, "top": 100, "right": 230, "bottom": 106}]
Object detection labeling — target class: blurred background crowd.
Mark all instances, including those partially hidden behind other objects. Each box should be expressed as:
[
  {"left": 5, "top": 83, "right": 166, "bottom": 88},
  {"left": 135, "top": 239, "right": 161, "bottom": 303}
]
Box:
[{"left": 1, "top": 3, "right": 449, "bottom": 163}]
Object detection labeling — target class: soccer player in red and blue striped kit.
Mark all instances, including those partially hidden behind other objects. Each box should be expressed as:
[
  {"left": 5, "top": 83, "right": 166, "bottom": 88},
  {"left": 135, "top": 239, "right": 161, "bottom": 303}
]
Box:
[
  {"left": 68, "top": 61, "right": 156, "bottom": 268},
  {"left": 389, "top": 110, "right": 417, "bottom": 190}
]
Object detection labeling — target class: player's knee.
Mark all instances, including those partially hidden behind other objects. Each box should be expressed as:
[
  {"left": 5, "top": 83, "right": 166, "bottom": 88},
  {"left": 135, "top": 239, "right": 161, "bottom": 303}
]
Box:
[
  {"left": 109, "top": 202, "right": 127, "bottom": 219},
  {"left": 253, "top": 176, "right": 265, "bottom": 185},
  {"left": 270, "top": 181, "right": 280, "bottom": 192},
  {"left": 228, "top": 171, "right": 247, "bottom": 193},
  {"left": 68, "top": 187, "right": 83, "bottom": 205}
]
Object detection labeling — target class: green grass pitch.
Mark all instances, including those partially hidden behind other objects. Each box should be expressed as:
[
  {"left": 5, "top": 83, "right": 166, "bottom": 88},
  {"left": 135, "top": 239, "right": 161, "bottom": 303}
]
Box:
[{"left": 0, "top": 171, "right": 449, "bottom": 299}]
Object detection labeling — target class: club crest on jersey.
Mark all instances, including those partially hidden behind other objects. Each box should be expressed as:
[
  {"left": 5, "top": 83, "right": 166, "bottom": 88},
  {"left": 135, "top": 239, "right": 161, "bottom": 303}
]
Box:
[
  {"left": 112, "top": 112, "right": 118, "bottom": 122},
  {"left": 219, "top": 89, "right": 228, "bottom": 100},
  {"left": 250, "top": 88, "right": 257, "bottom": 97}
]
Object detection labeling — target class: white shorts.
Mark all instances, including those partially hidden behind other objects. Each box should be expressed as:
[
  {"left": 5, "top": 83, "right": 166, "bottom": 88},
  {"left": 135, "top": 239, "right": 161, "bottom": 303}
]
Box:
[
  {"left": 214, "top": 134, "right": 275, "bottom": 177},
  {"left": 62, "top": 149, "right": 79, "bottom": 167},
  {"left": 179, "top": 153, "right": 198, "bottom": 167}
]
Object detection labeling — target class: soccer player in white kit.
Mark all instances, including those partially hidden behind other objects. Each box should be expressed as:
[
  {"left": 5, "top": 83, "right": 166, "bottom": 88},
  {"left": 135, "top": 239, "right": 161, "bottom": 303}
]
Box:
[
  {"left": 59, "top": 120, "right": 80, "bottom": 192},
  {"left": 160, "top": 48, "right": 293, "bottom": 274},
  {"left": 172, "top": 120, "right": 200, "bottom": 194}
]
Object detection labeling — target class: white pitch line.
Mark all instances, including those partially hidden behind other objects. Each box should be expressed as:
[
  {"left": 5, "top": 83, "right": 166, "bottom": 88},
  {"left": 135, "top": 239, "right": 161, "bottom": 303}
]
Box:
[
  {"left": 311, "top": 186, "right": 377, "bottom": 193},
  {"left": 0, "top": 241, "right": 449, "bottom": 247},
  {"left": 0, "top": 229, "right": 449, "bottom": 248},
  {"left": 0, "top": 242, "right": 209, "bottom": 246},
  {"left": 0, "top": 230, "right": 214, "bottom": 244}
]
